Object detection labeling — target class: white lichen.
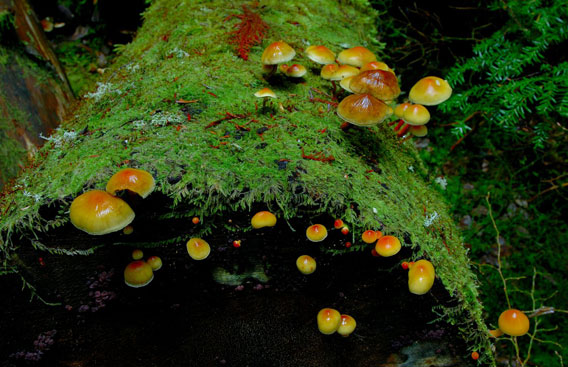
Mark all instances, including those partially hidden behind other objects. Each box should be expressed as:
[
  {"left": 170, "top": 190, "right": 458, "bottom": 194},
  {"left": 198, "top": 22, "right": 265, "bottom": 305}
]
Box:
[
  {"left": 84, "top": 82, "right": 122, "bottom": 101},
  {"left": 170, "top": 47, "right": 189, "bottom": 58},
  {"left": 39, "top": 128, "right": 78, "bottom": 147},
  {"left": 23, "top": 190, "right": 42, "bottom": 202},
  {"left": 435, "top": 176, "right": 448, "bottom": 190},
  {"left": 149, "top": 111, "right": 184, "bottom": 127},
  {"left": 423, "top": 211, "right": 439, "bottom": 228}
]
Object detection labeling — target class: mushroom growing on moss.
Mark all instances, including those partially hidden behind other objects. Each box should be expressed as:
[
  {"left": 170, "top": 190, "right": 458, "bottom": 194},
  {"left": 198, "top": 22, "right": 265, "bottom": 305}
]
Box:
[
  {"left": 284, "top": 64, "right": 307, "bottom": 78},
  {"left": 306, "top": 224, "right": 328, "bottom": 242},
  {"left": 186, "top": 238, "right": 211, "bottom": 260},
  {"left": 251, "top": 211, "right": 277, "bottom": 229},
  {"left": 348, "top": 69, "right": 401, "bottom": 102},
  {"left": 261, "top": 40, "right": 296, "bottom": 66},
  {"left": 106, "top": 168, "right": 155, "bottom": 198},
  {"left": 375, "top": 235, "right": 401, "bottom": 257},
  {"left": 337, "top": 93, "right": 393, "bottom": 127},
  {"left": 337, "top": 46, "right": 376, "bottom": 67},
  {"left": 70, "top": 190, "right": 135, "bottom": 235},
  {"left": 317, "top": 308, "right": 341, "bottom": 335},
  {"left": 124, "top": 260, "right": 154, "bottom": 288},
  {"left": 305, "top": 45, "right": 336, "bottom": 65},
  {"left": 403, "top": 104, "right": 430, "bottom": 126}
]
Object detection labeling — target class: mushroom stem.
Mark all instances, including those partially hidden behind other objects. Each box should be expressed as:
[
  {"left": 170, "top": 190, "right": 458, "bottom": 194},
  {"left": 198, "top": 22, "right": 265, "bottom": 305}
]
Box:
[
  {"left": 397, "top": 123, "right": 410, "bottom": 137},
  {"left": 394, "top": 120, "right": 405, "bottom": 131}
]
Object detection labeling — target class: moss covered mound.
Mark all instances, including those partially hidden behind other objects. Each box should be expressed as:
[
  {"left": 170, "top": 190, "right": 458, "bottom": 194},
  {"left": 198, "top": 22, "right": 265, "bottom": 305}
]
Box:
[{"left": 0, "top": 0, "right": 494, "bottom": 364}]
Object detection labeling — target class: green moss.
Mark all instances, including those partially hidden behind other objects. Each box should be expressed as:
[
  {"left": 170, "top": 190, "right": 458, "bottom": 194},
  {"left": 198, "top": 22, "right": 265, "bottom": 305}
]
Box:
[{"left": 0, "top": 0, "right": 494, "bottom": 364}]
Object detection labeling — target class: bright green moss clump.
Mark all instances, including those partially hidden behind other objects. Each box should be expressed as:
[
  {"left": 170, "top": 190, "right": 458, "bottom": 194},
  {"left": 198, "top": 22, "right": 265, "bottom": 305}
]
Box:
[{"left": 0, "top": 0, "right": 494, "bottom": 364}]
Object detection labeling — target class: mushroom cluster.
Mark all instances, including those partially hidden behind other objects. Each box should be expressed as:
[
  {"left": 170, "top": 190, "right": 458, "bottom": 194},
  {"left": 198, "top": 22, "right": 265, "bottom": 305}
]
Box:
[
  {"left": 123, "top": 249, "right": 163, "bottom": 288},
  {"left": 317, "top": 308, "right": 357, "bottom": 337}
]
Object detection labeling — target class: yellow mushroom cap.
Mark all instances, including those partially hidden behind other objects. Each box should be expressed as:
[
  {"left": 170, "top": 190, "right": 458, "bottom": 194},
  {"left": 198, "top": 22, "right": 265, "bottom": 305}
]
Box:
[
  {"left": 254, "top": 88, "right": 277, "bottom": 98},
  {"left": 403, "top": 104, "right": 430, "bottom": 126},
  {"left": 337, "top": 93, "right": 393, "bottom": 127},
  {"left": 339, "top": 75, "right": 355, "bottom": 93},
  {"left": 394, "top": 102, "right": 412, "bottom": 119},
  {"left": 305, "top": 45, "right": 336, "bottom": 65},
  {"left": 70, "top": 190, "right": 135, "bottom": 235},
  {"left": 337, "top": 314, "right": 357, "bottom": 337},
  {"left": 360, "top": 61, "right": 394, "bottom": 75},
  {"left": 285, "top": 64, "right": 307, "bottom": 78},
  {"left": 261, "top": 40, "right": 296, "bottom": 65},
  {"left": 409, "top": 125, "right": 428, "bottom": 137},
  {"left": 409, "top": 76, "right": 452, "bottom": 106},
  {"left": 106, "top": 168, "right": 155, "bottom": 198},
  {"left": 146, "top": 255, "right": 163, "bottom": 271},
  {"left": 317, "top": 308, "right": 341, "bottom": 335},
  {"left": 375, "top": 235, "right": 401, "bottom": 257},
  {"left": 306, "top": 224, "right": 328, "bottom": 242},
  {"left": 361, "top": 230, "right": 378, "bottom": 244},
  {"left": 251, "top": 211, "right": 277, "bottom": 229},
  {"left": 296, "top": 255, "right": 317, "bottom": 275},
  {"left": 321, "top": 64, "right": 339, "bottom": 80},
  {"left": 186, "top": 237, "right": 211, "bottom": 260},
  {"left": 498, "top": 309, "right": 530, "bottom": 336},
  {"left": 337, "top": 46, "right": 377, "bottom": 67},
  {"left": 132, "top": 249, "right": 143, "bottom": 260},
  {"left": 348, "top": 69, "right": 401, "bottom": 102},
  {"left": 408, "top": 259, "right": 435, "bottom": 295},
  {"left": 329, "top": 65, "right": 360, "bottom": 81},
  {"left": 124, "top": 260, "right": 154, "bottom": 288}
]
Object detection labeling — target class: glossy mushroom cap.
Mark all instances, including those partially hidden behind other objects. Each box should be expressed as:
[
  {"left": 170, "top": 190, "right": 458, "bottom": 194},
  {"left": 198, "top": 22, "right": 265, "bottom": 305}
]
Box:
[
  {"left": 124, "top": 260, "right": 154, "bottom": 288},
  {"left": 337, "top": 314, "right": 357, "bottom": 337},
  {"left": 70, "top": 190, "right": 135, "bottom": 235},
  {"left": 317, "top": 308, "right": 341, "bottom": 335},
  {"left": 349, "top": 69, "right": 401, "bottom": 102},
  {"left": 360, "top": 61, "right": 394, "bottom": 74},
  {"left": 339, "top": 75, "right": 355, "bottom": 93},
  {"left": 285, "top": 64, "right": 307, "bottom": 78},
  {"left": 403, "top": 104, "right": 430, "bottom": 126},
  {"left": 306, "top": 224, "right": 328, "bottom": 242},
  {"left": 132, "top": 249, "right": 143, "bottom": 260},
  {"left": 337, "top": 93, "right": 393, "bottom": 127},
  {"left": 106, "top": 168, "right": 155, "bottom": 198},
  {"left": 394, "top": 103, "right": 412, "bottom": 119},
  {"left": 186, "top": 237, "right": 211, "bottom": 260},
  {"left": 409, "top": 125, "right": 428, "bottom": 137},
  {"left": 408, "top": 259, "right": 435, "bottom": 295},
  {"left": 261, "top": 40, "right": 296, "bottom": 65},
  {"left": 251, "top": 211, "right": 277, "bottom": 229},
  {"left": 254, "top": 88, "right": 277, "bottom": 98},
  {"left": 333, "top": 219, "right": 344, "bottom": 229},
  {"left": 498, "top": 309, "right": 530, "bottom": 336},
  {"left": 305, "top": 45, "right": 336, "bottom": 65},
  {"left": 320, "top": 64, "right": 339, "bottom": 80},
  {"left": 375, "top": 235, "right": 401, "bottom": 257},
  {"left": 337, "top": 46, "right": 377, "bottom": 67},
  {"left": 409, "top": 76, "right": 452, "bottom": 106},
  {"left": 361, "top": 230, "right": 378, "bottom": 244},
  {"left": 146, "top": 256, "right": 163, "bottom": 271},
  {"left": 329, "top": 65, "right": 359, "bottom": 81},
  {"left": 296, "top": 255, "right": 317, "bottom": 275}
]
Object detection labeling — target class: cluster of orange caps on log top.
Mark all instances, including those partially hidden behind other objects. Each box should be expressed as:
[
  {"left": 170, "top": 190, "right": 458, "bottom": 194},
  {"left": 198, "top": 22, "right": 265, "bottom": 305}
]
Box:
[{"left": 255, "top": 40, "right": 452, "bottom": 138}]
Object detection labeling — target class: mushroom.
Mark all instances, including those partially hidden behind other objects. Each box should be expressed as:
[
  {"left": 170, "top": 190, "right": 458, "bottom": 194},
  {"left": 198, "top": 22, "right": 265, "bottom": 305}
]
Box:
[
  {"left": 394, "top": 102, "right": 412, "bottom": 119},
  {"left": 409, "top": 76, "right": 452, "bottom": 106},
  {"left": 123, "top": 225, "right": 134, "bottom": 235},
  {"left": 348, "top": 69, "right": 401, "bottom": 102},
  {"left": 132, "top": 249, "right": 143, "bottom": 260},
  {"left": 186, "top": 237, "right": 211, "bottom": 260},
  {"left": 261, "top": 40, "right": 296, "bottom": 66},
  {"left": 360, "top": 61, "right": 395, "bottom": 75},
  {"left": 329, "top": 65, "right": 360, "bottom": 81},
  {"left": 339, "top": 75, "right": 355, "bottom": 93},
  {"left": 305, "top": 45, "right": 336, "bottom": 65},
  {"left": 106, "top": 168, "right": 155, "bottom": 198},
  {"left": 409, "top": 125, "right": 428, "bottom": 137},
  {"left": 337, "top": 314, "right": 357, "bottom": 337},
  {"left": 296, "top": 255, "right": 317, "bottom": 275},
  {"left": 408, "top": 259, "right": 435, "bottom": 295},
  {"left": 124, "top": 260, "right": 154, "bottom": 288},
  {"left": 317, "top": 308, "right": 341, "bottom": 335},
  {"left": 375, "top": 235, "right": 401, "bottom": 257},
  {"left": 254, "top": 87, "right": 277, "bottom": 99},
  {"left": 333, "top": 219, "right": 344, "bottom": 229},
  {"left": 337, "top": 46, "right": 377, "bottom": 67},
  {"left": 361, "top": 230, "right": 378, "bottom": 244},
  {"left": 306, "top": 224, "right": 328, "bottom": 242},
  {"left": 251, "top": 211, "right": 277, "bottom": 229},
  {"left": 402, "top": 104, "right": 430, "bottom": 126},
  {"left": 146, "top": 256, "right": 162, "bottom": 271},
  {"left": 285, "top": 64, "right": 307, "bottom": 78},
  {"left": 69, "top": 190, "right": 135, "bottom": 235},
  {"left": 320, "top": 64, "right": 339, "bottom": 80},
  {"left": 337, "top": 93, "right": 393, "bottom": 127},
  {"left": 498, "top": 309, "right": 530, "bottom": 336}
]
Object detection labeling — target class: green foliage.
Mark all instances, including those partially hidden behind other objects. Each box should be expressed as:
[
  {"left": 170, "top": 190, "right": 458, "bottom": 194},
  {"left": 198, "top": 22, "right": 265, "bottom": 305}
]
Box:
[{"left": 441, "top": 0, "right": 568, "bottom": 149}]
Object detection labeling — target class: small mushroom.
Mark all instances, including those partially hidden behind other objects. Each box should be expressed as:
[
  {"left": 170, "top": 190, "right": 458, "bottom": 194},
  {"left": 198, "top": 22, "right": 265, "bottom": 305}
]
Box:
[
  {"left": 261, "top": 40, "right": 296, "bottom": 66},
  {"left": 285, "top": 64, "right": 307, "bottom": 78},
  {"left": 70, "top": 190, "right": 135, "bottom": 235},
  {"left": 251, "top": 211, "right": 277, "bottom": 229},
  {"left": 375, "top": 235, "right": 401, "bottom": 257},
  {"left": 317, "top": 308, "right": 341, "bottom": 335},
  {"left": 306, "top": 224, "right": 328, "bottom": 242},
  {"left": 124, "top": 260, "right": 154, "bottom": 288},
  {"left": 106, "top": 168, "right": 155, "bottom": 198},
  {"left": 361, "top": 230, "right": 378, "bottom": 244},
  {"left": 498, "top": 309, "right": 530, "bottom": 336},
  {"left": 186, "top": 238, "right": 211, "bottom": 260},
  {"left": 402, "top": 104, "right": 430, "bottom": 126},
  {"left": 337, "top": 46, "right": 377, "bottom": 67},
  {"left": 409, "top": 76, "right": 452, "bottom": 106},
  {"left": 337, "top": 314, "right": 357, "bottom": 337},
  {"left": 329, "top": 65, "right": 359, "bottom": 81},
  {"left": 296, "top": 255, "right": 316, "bottom": 275},
  {"left": 407, "top": 259, "right": 435, "bottom": 295},
  {"left": 146, "top": 256, "right": 162, "bottom": 271},
  {"left": 254, "top": 88, "right": 277, "bottom": 99},
  {"left": 320, "top": 64, "right": 339, "bottom": 80},
  {"left": 305, "top": 45, "right": 336, "bottom": 65},
  {"left": 348, "top": 69, "right": 401, "bottom": 102},
  {"left": 132, "top": 249, "right": 143, "bottom": 260},
  {"left": 337, "top": 93, "right": 393, "bottom": 127}
]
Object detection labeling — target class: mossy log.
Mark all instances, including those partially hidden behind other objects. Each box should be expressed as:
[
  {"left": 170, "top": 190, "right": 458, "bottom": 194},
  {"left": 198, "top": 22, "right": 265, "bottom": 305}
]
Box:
[{"left": 0, "top": 0, "right": 495, "bottom": 365}]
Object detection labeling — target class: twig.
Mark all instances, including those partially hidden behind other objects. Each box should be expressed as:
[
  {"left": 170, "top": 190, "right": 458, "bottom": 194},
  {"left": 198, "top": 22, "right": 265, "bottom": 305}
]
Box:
[{"left": 486, "top": 193, "right": 511, "bottom": 308}]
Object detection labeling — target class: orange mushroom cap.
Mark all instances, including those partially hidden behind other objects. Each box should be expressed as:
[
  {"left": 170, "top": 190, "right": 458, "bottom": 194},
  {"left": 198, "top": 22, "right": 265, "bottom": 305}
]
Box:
[
  {"left": 132, "top": 249, "right": 143, "bottom": 260},
  {"left": 394, "top": 102, "right": 412, "bottom": 119},
  {"left": 408, "top": 259, "right": 435, "bottom": 295},
  {"left": 329, "top": 65, "right": 359, "bottom": 81},
  {"left": 337, "top": 314, "right": 357, "bottom": 337},
  {"left": 317, "top": 308, "right": 341, "bottom": 335},
  {"left": 285, "top": 63, "right": 307, "bottom": 78},
  {"left": 124, "top": 260, "right": 154, "bottom": 288},
  {"left": 186, "top": 237, "right": 211, "bottom": 260},
  {"left": 146, "top": 256, "right": 163, "bottom": 271},
  {"left": 498, "top": 309, "right": 530, "bottom": 336},
  {"left": 337, "top": 93, "right": 393, "bottom": 127},
  {"left": 306, "top": 224, "right": 328, "bottom": 242},
  {"left": 320, "top": 64, "right": 339, "bottom": 80},
  {"left": 403, "top": 104, "right": 430, "bottom": 126},
  {"left": 409, "top": 76, "right": 452, "bottom": 106},
  {"left": 333, "top": 219, "right": 344, "bottom": 229},
  {"left": 409, "top": 125, "right": 428, "bottom": 137},
  {"left": 254, "top": 88, "right": 277, "bottom": 98},
  {"left": 348, "top": 69, "right": 401, "bottom": 101},
  {"left": 337, "top": 46, "right": 377, "bottom": 67},
  {"left": 70, "top": 190, "right": 135, "bottom": 235},
  {"left": 361, "top": 230, "right": 378, "bottom": 244},
  {"left": 296, "top": 255, "right": 317, "bottom": 275},
  {"left": 360, "top": 61, "right": 394, "bottom": 75},
  {"left": 375, "top": 235, "right": 401, "bottom": 257},
  {"left": 106, "top": 168, "right": 155, "bottom": 198},
  {"left": 261, "top": 40, "right": 296, "bottom": 65},
  {"left": 251, "top": 211, "right": 277, "bottom": 229},
  {"left": 305, "top": 45, "right": 336, "bottom": 65}
]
